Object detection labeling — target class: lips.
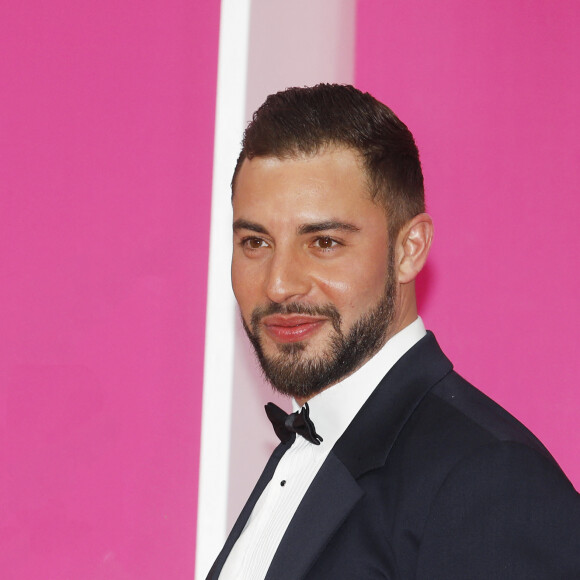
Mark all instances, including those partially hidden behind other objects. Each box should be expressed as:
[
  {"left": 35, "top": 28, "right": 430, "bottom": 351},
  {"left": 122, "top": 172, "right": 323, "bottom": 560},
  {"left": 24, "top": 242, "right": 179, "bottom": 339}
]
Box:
[{"left": 261, "top": 314, "right": 326, "bottom": 343}]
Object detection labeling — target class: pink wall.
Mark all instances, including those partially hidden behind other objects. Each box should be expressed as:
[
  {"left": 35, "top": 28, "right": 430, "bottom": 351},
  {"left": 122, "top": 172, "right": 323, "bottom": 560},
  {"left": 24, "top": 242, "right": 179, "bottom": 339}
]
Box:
[
  {"left": 357, "top": 0, "right": 580, "bottom": 486},
  {"left": 0, "top": 1, "right": 219, "bottom": 577}
]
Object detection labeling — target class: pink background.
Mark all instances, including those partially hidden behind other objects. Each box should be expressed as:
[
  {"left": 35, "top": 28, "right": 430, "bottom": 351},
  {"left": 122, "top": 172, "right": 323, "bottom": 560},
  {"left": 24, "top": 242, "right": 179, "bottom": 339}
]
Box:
[
  {"left": 0, "top": 1, "right": 219, "bottom": 578},
  {"left": 357, "top": 0, "right": 580, "bottom": 486},
  {"left": 2, "top": 1, "right": 579, "bottom": 578}
]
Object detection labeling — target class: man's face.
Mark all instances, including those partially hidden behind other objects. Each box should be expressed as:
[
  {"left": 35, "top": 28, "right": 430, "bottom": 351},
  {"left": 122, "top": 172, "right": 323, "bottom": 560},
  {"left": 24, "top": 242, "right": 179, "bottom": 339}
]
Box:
[{"left": 232, "top": 147, "right": 398, "bottom": 401}]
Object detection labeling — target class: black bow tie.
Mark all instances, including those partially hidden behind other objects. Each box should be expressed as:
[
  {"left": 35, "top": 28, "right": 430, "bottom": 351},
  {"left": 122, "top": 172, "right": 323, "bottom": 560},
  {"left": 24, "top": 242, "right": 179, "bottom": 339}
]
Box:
[{"left": 265, "top": 402, "right": 323, "bottom": 445}]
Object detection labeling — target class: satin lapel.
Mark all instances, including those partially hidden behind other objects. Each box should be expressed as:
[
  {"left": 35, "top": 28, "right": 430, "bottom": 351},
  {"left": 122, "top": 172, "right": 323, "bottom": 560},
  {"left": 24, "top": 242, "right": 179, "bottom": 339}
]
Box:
[
  {"left": 206, "top": 440, "right": 292, "bottom": 580},
  {"left": 265, "top": 452, "right": 363, "bottom": 580},
  {"left": 334, "top": 331, "right": 453, "bottom": 479}
]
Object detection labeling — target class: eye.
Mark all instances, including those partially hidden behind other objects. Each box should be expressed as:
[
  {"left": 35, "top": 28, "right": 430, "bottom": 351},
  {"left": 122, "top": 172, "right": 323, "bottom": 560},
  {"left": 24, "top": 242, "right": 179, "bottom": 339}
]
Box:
[
  {"left": 312, "top": 236, "right": 340, "bottom": 250},
  {"left": 241, "top": 236, "right": 270, "bottom": 250}
]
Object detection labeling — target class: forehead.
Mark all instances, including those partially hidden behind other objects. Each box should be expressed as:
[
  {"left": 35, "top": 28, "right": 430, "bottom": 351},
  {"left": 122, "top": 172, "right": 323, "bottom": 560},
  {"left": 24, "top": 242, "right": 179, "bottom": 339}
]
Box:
[{"left": 233, "top": 148, "right": 379, "bottom": 219}]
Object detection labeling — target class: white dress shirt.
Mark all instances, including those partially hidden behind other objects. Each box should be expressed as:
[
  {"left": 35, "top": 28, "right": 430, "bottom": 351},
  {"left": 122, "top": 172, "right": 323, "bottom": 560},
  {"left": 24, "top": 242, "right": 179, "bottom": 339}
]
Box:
[{"left": 219, "top": 317, "right": 426, "bottom": 580}]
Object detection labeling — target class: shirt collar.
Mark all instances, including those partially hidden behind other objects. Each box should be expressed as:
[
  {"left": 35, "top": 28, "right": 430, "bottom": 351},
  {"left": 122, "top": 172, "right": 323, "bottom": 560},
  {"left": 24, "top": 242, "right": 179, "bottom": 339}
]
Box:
[{"left": 293, "top": 317, "right": 426, "bottom": 449}]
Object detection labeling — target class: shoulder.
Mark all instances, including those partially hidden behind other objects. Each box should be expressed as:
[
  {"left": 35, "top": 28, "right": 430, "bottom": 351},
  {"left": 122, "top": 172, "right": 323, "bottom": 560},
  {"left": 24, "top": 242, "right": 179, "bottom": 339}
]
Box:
[
  {"left": 400, "top": 372, "right": 580, "bottom": 579},
  {"left": 398, "top": 369, "right": 559, "bottom": 471}
]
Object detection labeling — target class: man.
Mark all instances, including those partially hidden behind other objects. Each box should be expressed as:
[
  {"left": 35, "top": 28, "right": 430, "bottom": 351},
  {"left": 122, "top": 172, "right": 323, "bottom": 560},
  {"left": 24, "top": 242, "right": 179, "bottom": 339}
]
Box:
[{"left": 208, "top": 84, "right": 580, "bottom": 579}]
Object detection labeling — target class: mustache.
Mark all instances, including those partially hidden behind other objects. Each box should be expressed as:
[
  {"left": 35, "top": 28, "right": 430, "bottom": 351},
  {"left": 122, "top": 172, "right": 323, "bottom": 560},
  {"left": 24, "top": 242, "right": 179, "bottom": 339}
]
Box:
[{"left": 250, "top": 302, "right": 342, "bottom": 335}]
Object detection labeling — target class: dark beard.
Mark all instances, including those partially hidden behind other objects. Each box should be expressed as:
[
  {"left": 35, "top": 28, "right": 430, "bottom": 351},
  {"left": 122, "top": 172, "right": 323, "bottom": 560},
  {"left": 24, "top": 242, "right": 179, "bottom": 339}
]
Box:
[{"left": 242, "top": 254, "right": 397, "bottom": 400}]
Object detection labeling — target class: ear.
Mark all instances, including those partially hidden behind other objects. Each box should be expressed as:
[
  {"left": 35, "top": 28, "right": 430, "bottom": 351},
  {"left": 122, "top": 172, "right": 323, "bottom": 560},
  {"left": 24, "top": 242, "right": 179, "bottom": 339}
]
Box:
[{"left": 396, "top": 213, "right": 433, "bottom": 284}]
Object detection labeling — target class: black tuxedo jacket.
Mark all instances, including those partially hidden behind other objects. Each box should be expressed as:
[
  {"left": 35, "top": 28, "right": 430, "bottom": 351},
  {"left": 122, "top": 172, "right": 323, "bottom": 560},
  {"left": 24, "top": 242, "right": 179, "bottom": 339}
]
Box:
[{"left": 208, "top": 332, "right": 580, "bottom": 579}]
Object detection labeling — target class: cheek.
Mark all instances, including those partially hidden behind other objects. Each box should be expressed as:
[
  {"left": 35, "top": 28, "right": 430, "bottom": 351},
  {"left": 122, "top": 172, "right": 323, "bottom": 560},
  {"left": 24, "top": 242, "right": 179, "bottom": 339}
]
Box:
[
  {"left": 317, "top": 271, "right": 387, "bottom": 314},
  {"left": 231, "top": 260, "right": 254, "bottom": 309},
  {"left": 316, "top": 251, "right": 389, "bottom": 306},
  {"left": 320, "top": 278, "right": 350, "bottom": 294},
  {"left": 231, "top": 257, "right": 270, "bottom": 324}
]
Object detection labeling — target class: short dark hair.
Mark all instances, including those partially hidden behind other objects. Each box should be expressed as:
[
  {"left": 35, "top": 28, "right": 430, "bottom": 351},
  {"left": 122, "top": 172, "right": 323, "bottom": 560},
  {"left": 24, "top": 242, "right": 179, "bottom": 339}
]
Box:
[{"left": 232, "top": 83, "right": 425, "bottom": 240}]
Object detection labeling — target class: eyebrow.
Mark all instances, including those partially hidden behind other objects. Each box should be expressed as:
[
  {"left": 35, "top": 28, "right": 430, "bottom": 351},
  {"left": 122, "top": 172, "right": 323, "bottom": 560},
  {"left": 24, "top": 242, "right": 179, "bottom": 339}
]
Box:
[
  {"left": 233, "top": 219, "right": 270, "bottom": 235},
  {"left": 233, "top": 219, "right": 361, "bottom": 236},
  {"left": 297, "top": 221, "right": 361, "bottom": 235}
]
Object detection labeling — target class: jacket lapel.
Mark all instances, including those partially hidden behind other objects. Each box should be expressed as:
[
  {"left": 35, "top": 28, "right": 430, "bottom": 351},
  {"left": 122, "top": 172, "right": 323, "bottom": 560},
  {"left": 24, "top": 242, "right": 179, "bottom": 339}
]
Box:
[
  {"left": 265, "top": 332, "right": 453, "bottom": 579},
  {"left": 334, "top": 331, "right": 453, "bottom": 479}
]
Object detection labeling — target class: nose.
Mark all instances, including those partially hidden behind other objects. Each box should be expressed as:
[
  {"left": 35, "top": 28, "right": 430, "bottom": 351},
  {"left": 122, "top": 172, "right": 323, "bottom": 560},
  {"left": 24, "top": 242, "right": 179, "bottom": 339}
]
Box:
[{"left": 265, "top": 247, "right": 311, "bottom": 303}]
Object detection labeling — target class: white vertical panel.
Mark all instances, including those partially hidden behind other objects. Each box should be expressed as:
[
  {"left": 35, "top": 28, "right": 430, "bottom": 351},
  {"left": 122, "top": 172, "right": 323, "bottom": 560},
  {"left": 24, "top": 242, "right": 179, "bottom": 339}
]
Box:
[
  {"left": 245, "top": 0, "right": 356, "bottom": 118},
  {"left": 197, "top": 1, "right": 357, "bottom": 577},
  {"left": 195, "top": 0, "right": 251, "bottom": 577}
]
